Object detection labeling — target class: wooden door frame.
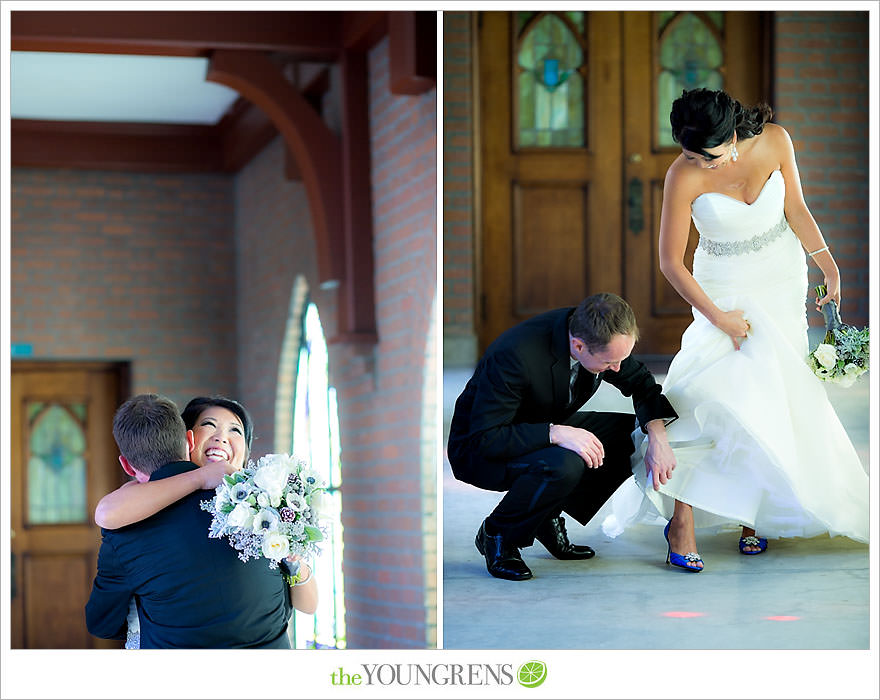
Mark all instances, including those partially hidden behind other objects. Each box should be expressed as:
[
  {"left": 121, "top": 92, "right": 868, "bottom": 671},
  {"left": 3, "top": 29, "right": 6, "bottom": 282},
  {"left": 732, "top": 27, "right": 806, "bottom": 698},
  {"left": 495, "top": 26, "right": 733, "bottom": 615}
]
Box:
[{"left": 475, "top": 11, "right": 624, "bottom": 351}]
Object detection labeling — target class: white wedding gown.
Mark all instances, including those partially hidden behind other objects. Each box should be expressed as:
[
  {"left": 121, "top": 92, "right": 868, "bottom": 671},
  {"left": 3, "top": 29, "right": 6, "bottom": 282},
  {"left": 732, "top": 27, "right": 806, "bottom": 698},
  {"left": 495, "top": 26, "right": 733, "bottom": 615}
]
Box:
[
  {"left": 610, "top": 169, "right": 868, "bottom": 542},
  {"left": 125, "top": 598, "right": 140, "bottom": 649}
]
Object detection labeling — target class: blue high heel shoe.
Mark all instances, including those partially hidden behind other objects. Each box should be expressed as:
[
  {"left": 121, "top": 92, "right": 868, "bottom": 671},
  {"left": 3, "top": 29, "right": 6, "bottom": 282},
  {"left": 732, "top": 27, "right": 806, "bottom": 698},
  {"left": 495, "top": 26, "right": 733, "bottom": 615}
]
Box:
[
  {"left": 663, "top": 521, "right": 704, "bottom": 572},
  {"left": 738, "top": 535, "right": 768, "bottom": 555}
]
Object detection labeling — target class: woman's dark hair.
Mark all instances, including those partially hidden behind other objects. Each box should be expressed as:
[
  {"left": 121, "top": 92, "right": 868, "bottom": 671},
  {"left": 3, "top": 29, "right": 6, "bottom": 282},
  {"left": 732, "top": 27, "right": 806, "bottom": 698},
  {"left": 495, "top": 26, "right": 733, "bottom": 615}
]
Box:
[
  {"left": 670, "top": 88, "right": 773, "bottom": 157},
  {"left": 181, "top": 396, "right": 254, "bottom": 453},
  {"left": 569, "top": 293, "right": 639, "bottom": 353}
]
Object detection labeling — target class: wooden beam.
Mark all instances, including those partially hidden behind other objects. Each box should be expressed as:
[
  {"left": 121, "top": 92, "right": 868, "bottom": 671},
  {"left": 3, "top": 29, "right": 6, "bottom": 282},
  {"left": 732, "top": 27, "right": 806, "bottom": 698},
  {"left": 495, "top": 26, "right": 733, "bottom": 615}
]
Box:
[
  {"left": 334, "top": 48, "right": 377, "bottom": 344},
  {"left": 217, "top": 99, "right": 278, "bottom": 173},
  {"left": 11, "top": 11, "right": 344, "bottom": 59},
  {"left": 389, "top": 11, "right": 436, "bottom": 95},
  {"left": 207, "top": 49, "right": 345, "bottom": 286},
  {"left": 341, "top": 11, "right": 388, "bottom": 51},
  {"left": 11, "top": 119, "right": 223, "bottom": 172}
]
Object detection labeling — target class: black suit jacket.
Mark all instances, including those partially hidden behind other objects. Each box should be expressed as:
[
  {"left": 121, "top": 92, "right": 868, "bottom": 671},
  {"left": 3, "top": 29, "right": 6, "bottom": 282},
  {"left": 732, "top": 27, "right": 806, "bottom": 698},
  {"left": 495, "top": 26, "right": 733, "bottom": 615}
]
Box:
[
  {"left": 447, "top": 307, "right": 677, "bottom": 488},
  {"left": 85, "top": 461, "right": 292, "bottom": 648}
]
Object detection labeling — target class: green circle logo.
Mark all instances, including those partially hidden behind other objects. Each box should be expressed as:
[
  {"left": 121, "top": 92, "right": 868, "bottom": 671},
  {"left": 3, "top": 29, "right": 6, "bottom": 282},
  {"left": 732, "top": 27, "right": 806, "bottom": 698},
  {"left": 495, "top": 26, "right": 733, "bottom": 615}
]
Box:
[{"left": 517, "top": 660, "right": 547, "bottom": 688}]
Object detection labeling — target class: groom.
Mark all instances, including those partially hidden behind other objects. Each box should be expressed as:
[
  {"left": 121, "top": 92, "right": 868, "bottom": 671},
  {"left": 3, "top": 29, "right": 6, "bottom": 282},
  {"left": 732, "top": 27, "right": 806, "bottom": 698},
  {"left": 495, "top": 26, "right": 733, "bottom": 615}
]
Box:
[
  {"left": 85, "top": 393, "right": 293, "bottom": 648},
  {"left": 447, "top": 293, "right": 678, "bottom": 580}
]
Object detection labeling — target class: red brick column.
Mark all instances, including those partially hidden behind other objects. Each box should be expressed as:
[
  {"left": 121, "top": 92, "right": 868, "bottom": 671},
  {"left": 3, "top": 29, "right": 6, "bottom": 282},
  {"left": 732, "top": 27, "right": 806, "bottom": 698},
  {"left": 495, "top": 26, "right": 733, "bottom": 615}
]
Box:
[
  {"left": 774, "top": 11, "right": 869, "bottom": 327},
  {"left": 329, "top": 36, "right": 436, "bottom": 649}
]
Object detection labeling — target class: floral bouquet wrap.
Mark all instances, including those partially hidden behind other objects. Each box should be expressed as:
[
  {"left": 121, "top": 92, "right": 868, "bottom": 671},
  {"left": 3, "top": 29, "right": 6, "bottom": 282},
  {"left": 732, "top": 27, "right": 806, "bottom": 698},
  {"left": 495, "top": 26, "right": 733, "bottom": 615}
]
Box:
[
  {"left": 200, "top": 453, "right": 326, "bottom": 584},
  {"left": 807, "top": 285, "right": 869, "bottom": 388}
]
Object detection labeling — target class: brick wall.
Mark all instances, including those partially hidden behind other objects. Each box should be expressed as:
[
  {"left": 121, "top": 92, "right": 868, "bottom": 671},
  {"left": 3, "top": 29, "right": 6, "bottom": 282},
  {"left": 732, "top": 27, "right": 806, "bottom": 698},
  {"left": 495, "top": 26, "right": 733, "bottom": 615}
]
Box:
[
  {"left": 11, "top": 169, "right": 237, "bottom": 405},
  {"left": 334, "top": 35, "right": 436, "bottom": 649},
  {"left": 233, "top": 136, "right": 336, "bottom": 457},
  {"left": 774, "top": 11, "right": 870, "bottom": 328},
  {"left": 442, "top": 12, "right": 478, "bottom": 366},
  {"left": 232, "top": 36, "right": 436, "bottom": 648}
]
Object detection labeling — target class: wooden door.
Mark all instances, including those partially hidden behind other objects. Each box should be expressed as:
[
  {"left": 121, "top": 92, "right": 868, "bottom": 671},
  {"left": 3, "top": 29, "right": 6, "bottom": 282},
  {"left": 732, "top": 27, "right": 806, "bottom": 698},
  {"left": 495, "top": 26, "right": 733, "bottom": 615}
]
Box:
[
  {"left": 478, "top": 11, "right": 624, "bottom": 351},
  {"left": 477, "top": 10, "right": 768, "bottom": 354},
  {"left": 622, "top": 11, "right": 769, "bottom": 353},
  {"left": 11, "top": 362, "right": 125, "bottom": 648}
]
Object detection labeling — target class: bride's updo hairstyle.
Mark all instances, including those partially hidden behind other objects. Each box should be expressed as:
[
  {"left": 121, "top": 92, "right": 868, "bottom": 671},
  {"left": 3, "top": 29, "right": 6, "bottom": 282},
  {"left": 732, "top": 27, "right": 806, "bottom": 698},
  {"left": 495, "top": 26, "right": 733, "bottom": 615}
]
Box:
[{"left": 670, "top": 88, "right": 772, "bottom": 157}]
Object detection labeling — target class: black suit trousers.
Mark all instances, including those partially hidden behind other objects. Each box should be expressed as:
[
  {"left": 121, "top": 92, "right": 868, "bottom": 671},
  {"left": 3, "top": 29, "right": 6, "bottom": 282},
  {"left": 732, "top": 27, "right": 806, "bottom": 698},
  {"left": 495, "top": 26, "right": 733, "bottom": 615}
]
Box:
[{"left": 484, "top": 411, "right": 638, "bottom": 547}]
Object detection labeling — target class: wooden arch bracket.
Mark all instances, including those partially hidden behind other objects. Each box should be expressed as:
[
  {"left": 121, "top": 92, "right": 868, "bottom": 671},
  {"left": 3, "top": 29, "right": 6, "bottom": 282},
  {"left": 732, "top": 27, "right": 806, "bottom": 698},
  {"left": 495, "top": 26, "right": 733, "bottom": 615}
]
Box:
[{"left": 208, "top": 50, "right": 376, "bottom": 345}]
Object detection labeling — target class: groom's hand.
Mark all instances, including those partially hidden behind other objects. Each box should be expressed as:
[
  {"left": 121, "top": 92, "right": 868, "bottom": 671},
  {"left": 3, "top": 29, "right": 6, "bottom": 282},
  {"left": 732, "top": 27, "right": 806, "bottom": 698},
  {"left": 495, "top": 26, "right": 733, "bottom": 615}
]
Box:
[
  {"left": 644, "top": 419, "right": 676, "bottom": 490},
  {"left": 549, "top": 424, "right": 605, "bottom": 468},
  {"left": 196, "top": 460, "right": 239, "bottom": 489}
]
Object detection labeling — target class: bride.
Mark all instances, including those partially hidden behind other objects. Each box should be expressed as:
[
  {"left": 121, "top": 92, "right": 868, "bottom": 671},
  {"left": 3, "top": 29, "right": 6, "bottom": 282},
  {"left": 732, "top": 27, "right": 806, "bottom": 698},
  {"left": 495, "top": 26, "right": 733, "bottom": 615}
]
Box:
[{"left": 627, "top": 88, "right": 868, "bottom": 571}]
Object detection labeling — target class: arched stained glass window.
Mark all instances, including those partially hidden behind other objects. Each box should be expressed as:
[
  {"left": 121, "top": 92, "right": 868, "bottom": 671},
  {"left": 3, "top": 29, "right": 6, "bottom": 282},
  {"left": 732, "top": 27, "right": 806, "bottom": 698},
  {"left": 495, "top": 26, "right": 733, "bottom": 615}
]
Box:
[
  {"left": 27, "top": 402, "right": 88, "bottom": 524},
  {"left": 516, "top": 12, "right": 587, "bottom": 148},
  {"left": 656, "top": 12, "right": 724, "bottom": 148},
  {"left": 276, "top": 278, "right": 345, "bottom": 649}
]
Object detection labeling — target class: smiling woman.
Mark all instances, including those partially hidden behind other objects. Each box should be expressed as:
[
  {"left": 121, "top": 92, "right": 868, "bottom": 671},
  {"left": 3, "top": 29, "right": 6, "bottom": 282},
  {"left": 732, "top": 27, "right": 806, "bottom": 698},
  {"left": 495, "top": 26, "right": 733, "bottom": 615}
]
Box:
[{"left": 182, "top": 396, "right": 252, "bottom": 469}]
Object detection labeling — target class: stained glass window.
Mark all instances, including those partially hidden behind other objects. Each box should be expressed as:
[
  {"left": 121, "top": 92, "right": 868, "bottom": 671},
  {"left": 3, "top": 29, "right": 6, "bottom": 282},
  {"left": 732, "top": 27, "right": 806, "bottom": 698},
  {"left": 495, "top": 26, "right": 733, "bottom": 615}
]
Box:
[
  {"left": 290, "top": 301, "right": 346, "bottom": 649},
  {"left": 27, "top": 403, "right": 88, "bottom": 524},
  {"left": 517, "top": 12, "right": 587, "bottom": 148},
  {"left": 656, "top": 12, "right": 724, "bottom": 148}
]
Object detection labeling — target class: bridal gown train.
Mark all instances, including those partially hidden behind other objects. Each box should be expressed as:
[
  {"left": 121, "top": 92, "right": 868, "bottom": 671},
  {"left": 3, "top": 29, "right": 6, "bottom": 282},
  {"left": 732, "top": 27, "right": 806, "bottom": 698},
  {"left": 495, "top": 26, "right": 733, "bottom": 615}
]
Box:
[{"left": 619, "top": 169, "right": 868, "bottom": 542}]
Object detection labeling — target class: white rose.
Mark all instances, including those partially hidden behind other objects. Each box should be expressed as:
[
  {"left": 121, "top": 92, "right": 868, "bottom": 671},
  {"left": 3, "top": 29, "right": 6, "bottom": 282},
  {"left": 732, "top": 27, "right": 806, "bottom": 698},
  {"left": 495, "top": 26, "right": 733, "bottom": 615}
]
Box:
[
  {"left": 254, "top": 460, "right": 293, "bottom": 503},
  {"left": 261, "top": 532, "right": 290, "bottom": 561},
  {"left": 227, "top": 502, "right": 255, "bottom": 529},
  {"left": 252, "top": 508, "right": 281, "bottom": 535},
  {"left": 257, "top": 492, "right": 270, "bottom": 508},
  {"left": 813, "top": 343, "right": 838, "bottom": 370},
  {"left": 844, "top": 363, "right": 862, "bottom": 376}
]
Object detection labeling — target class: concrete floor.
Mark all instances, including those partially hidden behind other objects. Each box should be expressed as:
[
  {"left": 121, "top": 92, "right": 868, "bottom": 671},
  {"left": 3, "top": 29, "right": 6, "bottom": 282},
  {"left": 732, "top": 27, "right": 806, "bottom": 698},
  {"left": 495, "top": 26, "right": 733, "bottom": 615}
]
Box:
[{"left": 442, "top": 359, "right": 872, "bottom": 652}]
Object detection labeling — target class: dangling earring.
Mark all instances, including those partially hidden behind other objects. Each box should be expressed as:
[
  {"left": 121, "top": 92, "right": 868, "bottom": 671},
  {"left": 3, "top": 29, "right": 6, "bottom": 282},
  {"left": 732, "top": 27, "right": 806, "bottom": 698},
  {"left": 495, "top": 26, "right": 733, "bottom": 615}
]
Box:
[{"left": 731, "top": 142, "right": 739, "bottom": 161}]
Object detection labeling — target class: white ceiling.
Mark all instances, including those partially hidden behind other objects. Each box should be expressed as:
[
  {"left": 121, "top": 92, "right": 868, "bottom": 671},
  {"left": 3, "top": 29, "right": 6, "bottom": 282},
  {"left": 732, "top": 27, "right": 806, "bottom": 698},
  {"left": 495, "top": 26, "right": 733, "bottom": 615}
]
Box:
[{"left": 11, "top": 51, "right": 241, "bottom": 125}]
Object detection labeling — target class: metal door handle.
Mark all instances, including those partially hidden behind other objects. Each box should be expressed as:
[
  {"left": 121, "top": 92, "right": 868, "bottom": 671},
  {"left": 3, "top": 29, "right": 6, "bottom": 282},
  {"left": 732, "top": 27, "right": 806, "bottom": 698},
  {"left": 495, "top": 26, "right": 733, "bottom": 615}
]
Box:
[{"left": 628, "top": 177, "right": 644, "bottom": 235}]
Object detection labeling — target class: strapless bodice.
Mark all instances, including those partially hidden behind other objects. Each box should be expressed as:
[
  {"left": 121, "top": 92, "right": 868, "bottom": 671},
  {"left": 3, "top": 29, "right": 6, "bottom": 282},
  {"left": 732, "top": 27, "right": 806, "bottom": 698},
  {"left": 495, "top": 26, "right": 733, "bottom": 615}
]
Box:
[{"left": 691, "top": 170, "right": 786, "bottom": 252}]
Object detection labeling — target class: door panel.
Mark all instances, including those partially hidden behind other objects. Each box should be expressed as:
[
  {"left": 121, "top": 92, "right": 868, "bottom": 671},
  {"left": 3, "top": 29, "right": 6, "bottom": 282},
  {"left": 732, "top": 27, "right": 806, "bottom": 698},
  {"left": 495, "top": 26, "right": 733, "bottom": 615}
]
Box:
[
  {"left": 479, "top": 11, "right": 623, "bottom": 350},
  {"left": 477, "top": 10, "right": 769, "bottom": 354},
  {"left": 512, "top": 181, "right": 589, "bottom": 317},
  {"left": 11, "top": 362, "right": 125, "bottom": 648},
  {"left": 24, "top": 553, "right": 94, "bottom": 648}
]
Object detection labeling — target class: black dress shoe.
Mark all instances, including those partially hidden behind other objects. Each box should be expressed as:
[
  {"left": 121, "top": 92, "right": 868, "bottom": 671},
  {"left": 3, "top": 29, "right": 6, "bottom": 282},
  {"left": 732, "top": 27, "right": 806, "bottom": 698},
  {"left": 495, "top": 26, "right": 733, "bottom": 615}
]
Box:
[
  {"left": 475, "top": 520, "right": 533, "bottom": 581},
  {"left": 535, "top": 516, "right": 595, "bottom": 560}
]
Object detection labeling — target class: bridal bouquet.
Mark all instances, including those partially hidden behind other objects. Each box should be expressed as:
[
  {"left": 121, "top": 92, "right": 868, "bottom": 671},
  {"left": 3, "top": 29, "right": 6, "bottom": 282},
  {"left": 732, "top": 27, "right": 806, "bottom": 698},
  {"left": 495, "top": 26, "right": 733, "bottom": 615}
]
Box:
[
  {"left": 200, "top": 453, "right": 326, "bottom": 583},
  {"left": 806, "top": 285, "right": 869, "bottom": 387}
]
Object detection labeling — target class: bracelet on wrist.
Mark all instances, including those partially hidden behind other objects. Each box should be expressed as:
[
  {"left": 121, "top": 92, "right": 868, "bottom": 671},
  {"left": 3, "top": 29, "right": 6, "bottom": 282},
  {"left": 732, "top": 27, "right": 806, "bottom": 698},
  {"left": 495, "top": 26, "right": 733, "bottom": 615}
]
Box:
[{"left": 292, "top": 564, "right": 313, "bottom": 587}]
